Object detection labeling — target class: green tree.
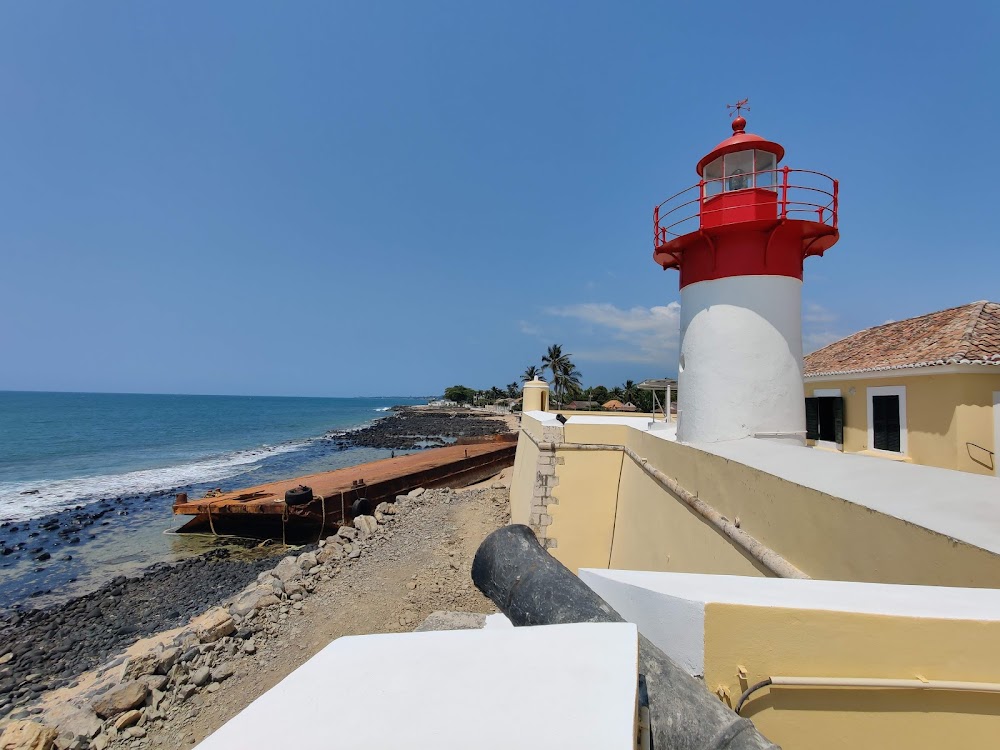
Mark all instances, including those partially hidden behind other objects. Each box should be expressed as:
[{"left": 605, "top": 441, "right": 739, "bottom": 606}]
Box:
[
  {"left": 541, "top": 344, "right": 582, "bottom": 407},
  {"left": 622, "top": 380, "right": 640, "bottom": 405},
  {"left": 506, "top": 382, "right": 519, "bottom": 399},
  {"left": 444, "top": 385, "right": 476, "bottom": 404},
  {"left": 522, "top": 364, "right": 540, "bottom": 383},
  {"left": 591, "top": 385, "right": 610, "bottom": 404}
]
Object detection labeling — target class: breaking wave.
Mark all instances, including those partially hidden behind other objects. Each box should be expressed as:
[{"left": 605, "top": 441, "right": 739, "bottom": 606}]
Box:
[{"left": 0, "top": 441, "right": 308, "bottom": 523}]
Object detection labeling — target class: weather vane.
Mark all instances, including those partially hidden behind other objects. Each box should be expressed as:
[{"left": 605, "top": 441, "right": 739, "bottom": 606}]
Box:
[{"left": 727, "top": 98, "right": 750, "bottom": 118}]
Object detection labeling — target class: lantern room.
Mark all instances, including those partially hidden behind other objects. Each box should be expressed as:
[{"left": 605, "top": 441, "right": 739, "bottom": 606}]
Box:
[
  {"left": 652, "top": 110, "right": 839, "bottom": 288},
  {"left": 697, "top": 116, "right": 785, "bottom": 229}
]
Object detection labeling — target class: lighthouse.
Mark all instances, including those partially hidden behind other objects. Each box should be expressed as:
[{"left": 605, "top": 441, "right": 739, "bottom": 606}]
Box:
[{"left": 653, "top": 103, "right": 839, "bottom": 444}]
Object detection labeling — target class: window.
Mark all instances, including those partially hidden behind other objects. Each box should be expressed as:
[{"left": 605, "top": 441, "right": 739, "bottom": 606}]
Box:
[
  {"left": 754, "top": 150, "right": 777, "bottom": 191},
  {"left": 805, "top": 390, "right": 844, "bottom": 448},
  {"left": 704, "top": 149, "right": 780, "bottom": 197},
  {"left": 867, "top": 386, "right": 907, "bottom": 455},
  {"left": 725, "top": 150, "right": 754, "bottom": 191},
  {"left": 704, "top": 157, "right": 723, "bottom": 197}
]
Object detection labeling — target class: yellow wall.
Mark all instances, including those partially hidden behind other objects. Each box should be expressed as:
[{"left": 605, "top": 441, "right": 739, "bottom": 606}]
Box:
[
  {"left": 511, "top": 417, "right": 1000, "bottom": 586},
  {"left": 509, "top": 429, "right": 540, "bottom": 527},
  {"left": 806, "top": 372, "right": 1000, "bottom": 475},
  {"left": 705, "top": 603, "right": 1000, "bottom": 749},
  {"left": 546, "top": 447, "right": 624, "bottom": 572},
  {"left": 608, "top": 454, "right": 766, "bottom": 576}
]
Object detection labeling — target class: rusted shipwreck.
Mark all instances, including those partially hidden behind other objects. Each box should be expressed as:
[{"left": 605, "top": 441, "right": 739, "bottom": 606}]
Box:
[{"left": 172, "top": 436, "right": 516, "bottom": 541}]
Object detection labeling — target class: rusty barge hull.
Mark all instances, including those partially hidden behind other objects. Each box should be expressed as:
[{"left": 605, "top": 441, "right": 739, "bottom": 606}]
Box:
[{"left": 172, "top": 439, "right": 516, "bottom": 540}]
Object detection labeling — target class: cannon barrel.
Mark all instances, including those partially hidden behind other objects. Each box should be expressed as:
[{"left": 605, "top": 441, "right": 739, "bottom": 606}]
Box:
[{"left": 472, "top": 525, "right": 780, "bottom": 750}]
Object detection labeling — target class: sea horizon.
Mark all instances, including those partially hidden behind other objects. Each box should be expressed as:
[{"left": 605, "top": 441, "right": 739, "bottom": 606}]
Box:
[{"left": 0, "top": 391, "right": 430, "bottom": 523}]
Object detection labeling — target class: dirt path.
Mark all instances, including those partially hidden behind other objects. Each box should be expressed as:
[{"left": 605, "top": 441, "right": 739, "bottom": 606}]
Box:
[{"left": 148, "top": 478, "right": 510, "bottom": 749}]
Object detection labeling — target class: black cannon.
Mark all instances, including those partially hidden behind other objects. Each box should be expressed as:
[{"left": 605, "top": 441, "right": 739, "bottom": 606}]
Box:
[{"left": 472, "top": 525, "right": 779, "bottom": 750}]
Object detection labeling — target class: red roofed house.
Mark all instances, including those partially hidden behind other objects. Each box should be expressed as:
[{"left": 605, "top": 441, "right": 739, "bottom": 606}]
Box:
[{"left": 804, "top": 301, "right": 1000, "bottom": 475}]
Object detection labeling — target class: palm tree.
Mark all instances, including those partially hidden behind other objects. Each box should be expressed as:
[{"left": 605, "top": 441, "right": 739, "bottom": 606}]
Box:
[
  {"left": 522, "top": 365, "right": 540, "bottom": 383},
  {"left": 541, "top": 344, "right": 581, "bottom": 408},
  {"left": 506, "top": 382, "right": 519, "bottom": 399},
  {"left": 557, "top": 366, "right": 583, "bottom": 405},
  {"left": 541, "top": 344, "right": 568, "bottom": 382},
  {"left": 622, "top": 379, "right": 639, "bottom": 405}
]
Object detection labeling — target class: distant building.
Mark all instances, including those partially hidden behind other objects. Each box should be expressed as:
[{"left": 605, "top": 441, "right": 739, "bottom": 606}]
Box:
[
  {"left": 567, "top": 400, "right": 600, "bottom": 410},
  {"left": 602, "top": 400, "right": 637, "bottom": 412},
  {"left": 805, "top": 301, "right": 1000, "bottom": 475}
]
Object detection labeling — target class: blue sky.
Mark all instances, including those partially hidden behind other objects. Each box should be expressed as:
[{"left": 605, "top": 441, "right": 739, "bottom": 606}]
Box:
[{"left": 1, "top": 2, "right": 997, "bottom": 397}]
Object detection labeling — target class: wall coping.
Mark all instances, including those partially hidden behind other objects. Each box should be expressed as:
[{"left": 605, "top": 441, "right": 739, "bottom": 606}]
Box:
[{"left": 582, "top": 569, "right": 1000, "bottom": 621}]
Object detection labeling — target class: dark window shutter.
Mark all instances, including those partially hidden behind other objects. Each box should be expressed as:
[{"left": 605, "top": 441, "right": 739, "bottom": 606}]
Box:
[
  {"left": 805, "top": 398, "right": 819, "bottom": 440},
  {"left": 833, "top": 397, "right": 845, "bottom": 445},
  {"left": 885, "top": 395, "right": 901, "bottom": 452},
  {"left": 873, "top": 396, "right": 888, "bottom": 450},
  {"left": 872, "top": 395, "right": 901, "bottom": 452}
]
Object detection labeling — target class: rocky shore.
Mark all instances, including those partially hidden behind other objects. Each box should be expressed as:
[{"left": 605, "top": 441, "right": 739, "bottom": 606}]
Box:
[
  {"left": 0, "top": 479, "right": 510, "bottom": 750},
  {"left": 0, "top": 546, "right": 292, "bottom": 721},
  {"left": 332, "top": 407, "right": 512, "bottom": 450}
]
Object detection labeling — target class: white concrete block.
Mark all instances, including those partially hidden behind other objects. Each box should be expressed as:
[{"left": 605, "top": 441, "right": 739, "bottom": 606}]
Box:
[
  {"left": 581, "top": 568, "right": 1000, "bottom": 679},
  {"left": 196, "top": 623, "right": 639, "bottom": 750}
]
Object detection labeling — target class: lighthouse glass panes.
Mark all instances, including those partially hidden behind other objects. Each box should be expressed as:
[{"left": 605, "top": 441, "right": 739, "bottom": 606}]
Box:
[
  {"left": 725, "top": 150, "right": 754, "bottom": 191},
  {"left": 704, "top": 158, "right": 724, "bottom": 197},
  {"left": 703, "top": 150, "right": 779, "bottom": 196},
  {"left": 754, "top": 150, "right": 777, "bottom": 191}
]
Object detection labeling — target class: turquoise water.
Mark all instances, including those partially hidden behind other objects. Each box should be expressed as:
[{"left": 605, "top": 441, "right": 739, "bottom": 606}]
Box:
[
  {"left": 0, "top": 391, "right": 424, "bottom": 521},
  {"left": 0, "top": 391, "right": 427, "bottom": 608}
]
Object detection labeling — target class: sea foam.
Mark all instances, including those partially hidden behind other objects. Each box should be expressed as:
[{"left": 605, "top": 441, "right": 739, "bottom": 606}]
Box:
[{"left": 0, "top": 441, "right": 307, "bottom": 523}]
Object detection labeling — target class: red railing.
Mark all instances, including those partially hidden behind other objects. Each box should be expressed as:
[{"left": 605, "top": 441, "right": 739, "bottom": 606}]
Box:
[{"left": 653, "top": 167, "right": 838, "bottom": 249}]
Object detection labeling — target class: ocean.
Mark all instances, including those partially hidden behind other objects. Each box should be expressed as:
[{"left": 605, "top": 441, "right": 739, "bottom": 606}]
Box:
[{"left": 0, "top": 391, "right": 426, "bottom": 609}]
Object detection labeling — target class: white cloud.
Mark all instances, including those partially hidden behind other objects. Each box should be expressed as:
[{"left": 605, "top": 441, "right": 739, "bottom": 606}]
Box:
[
  {"left": 544, "top": 302, "right": 681, "bottom": 364},
  {"left": 803, "top": 303, "right": 837, "bottom": 325},
  {"left": 518, "top": 320, "right": 544, "bottom": 338},
  {"left": 803, "top": 330, "right": 843, "bottom": 352},
  {"left": 801, "top": 302, "right": 845, "bottom": 353}
]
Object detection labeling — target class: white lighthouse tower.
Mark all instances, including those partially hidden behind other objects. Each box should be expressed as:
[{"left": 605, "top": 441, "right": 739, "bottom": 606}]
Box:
[{"left": 652, "top": 102, "right": 840, "bottom": 444}]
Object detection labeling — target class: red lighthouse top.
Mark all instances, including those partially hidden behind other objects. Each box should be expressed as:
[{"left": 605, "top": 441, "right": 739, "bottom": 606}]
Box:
[
  {"left": 695, "top": 115, "right": 784, "bottom": 176},
  {"left": 653, "top": 107, "right": 839, "bottom": 289}
]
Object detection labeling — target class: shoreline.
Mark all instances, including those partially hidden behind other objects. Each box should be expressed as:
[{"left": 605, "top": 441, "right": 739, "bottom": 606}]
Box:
[
  {"left": 0, "top": 408, "right": 514, "bottom": 612},
  {"left": 0, "top": 476, "right": 512, "bottom": 743},
  {"left": 0, "top": 409, "right": 516, "bottom": 724}
]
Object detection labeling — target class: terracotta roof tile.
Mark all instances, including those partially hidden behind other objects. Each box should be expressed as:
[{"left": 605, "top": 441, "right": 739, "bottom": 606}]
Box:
[{"left": 804, "top": 301, "right": 1000, "bottom": 378}]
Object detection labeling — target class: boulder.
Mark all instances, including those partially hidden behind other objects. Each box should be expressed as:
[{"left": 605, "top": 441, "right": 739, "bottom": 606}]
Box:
[
  {"left": 112, "top": 710, "right": 141, "bottom": 731},
  {"left": 273, "top": 557, "right": 302, "bottom": 584},
  {"left": 42, "top": 706, "right": 101, "bottom": 742},
  {"left": 193, "top": 607, "right": 235, "bottom": 643},
  {"left": 316, "top": 545, "right": 343, "bottom": 564},
  {"left": 354, "top": 515, "right": 378, "bottom": 539},
  {"left": 374, "top": 510, "right": 385, "bottom": 524},
  {"left": 284, "top": 582, "right": 305, "bottom": 598},
  {"left": 0, "top": 720, "right": 58, "bottom": 750},
  {"left": 155, "top": 647, "right": 180, "bottom": 675},
  {"left": 189, "top": 666, "right": 211, "bottom": 687},
  {"left": 296, "top": 552, "right": 318, "bottom": 572},
  {"left": 121, "top": 652, "right": 158, "bottom": 681},
  {"left": 336, "top": 526, "right": 357, "bottom": 542},
  {"left": 230, "top": 588, "right": 280, "bottom": 617},
  {"left": 408, "top": 487, "right": 425, "bottom": 498},
  {"left": 139, "top": 674, "right": 168, "bottom": 692},
  {"left": 91, "top": 681, "right": 148, "bottom": 719},
  {"left": 375, "top": 502, "right": 392, "bottom": 515},
  {"left": 211, "top": 663, "right": 235, "bottom": 683}
]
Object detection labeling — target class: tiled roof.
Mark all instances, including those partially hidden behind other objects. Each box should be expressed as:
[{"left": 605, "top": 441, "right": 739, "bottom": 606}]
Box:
[{"left": 804, "top": 301, "right": 1000, "bottom": 378}]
